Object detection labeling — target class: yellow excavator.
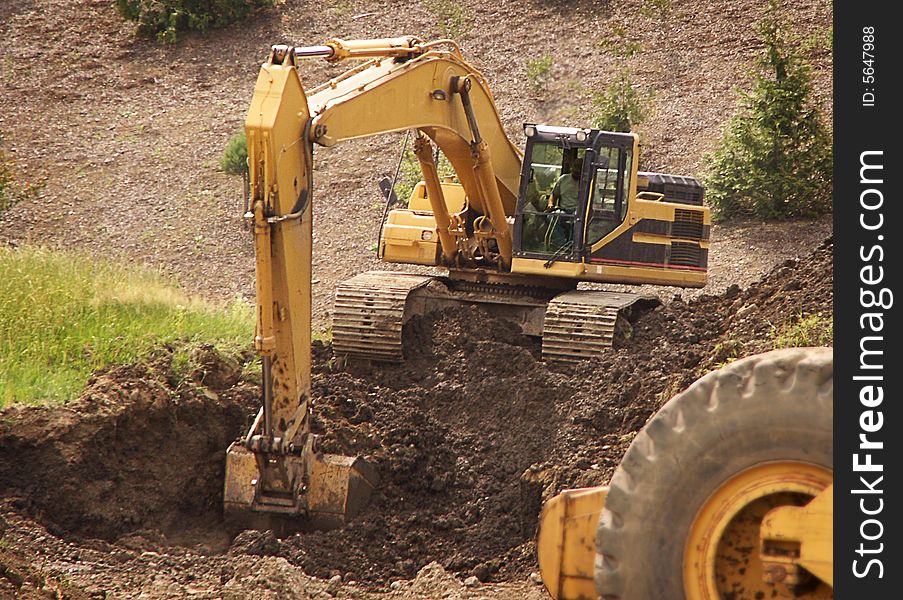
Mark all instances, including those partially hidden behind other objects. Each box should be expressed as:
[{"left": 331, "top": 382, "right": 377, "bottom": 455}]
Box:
[
  {"left": 223, "top": 37, "right": 832, "bottom": 598},
  {"left": 260, "top": 36, "right": 710, "bottom": 363}
]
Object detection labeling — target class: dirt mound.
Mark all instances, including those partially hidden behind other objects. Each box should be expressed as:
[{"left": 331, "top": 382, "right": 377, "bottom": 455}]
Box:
[
  {"left": 0, "top": 239, "right": 832, "bottom": 590},
  {"left": 0, "top": 355, "right": 257, "bottom": 551},
  {"left": 232, "top": 238, "right": 835, "bottom": 584}
]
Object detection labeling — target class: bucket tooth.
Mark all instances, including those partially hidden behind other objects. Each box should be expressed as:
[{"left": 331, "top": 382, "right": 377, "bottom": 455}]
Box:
[
  {"left": 307, "top": 452, "right": 379, "bottom": 530},
  {"left": 224, "top": 442, "right": 260, "bottom": 513}
]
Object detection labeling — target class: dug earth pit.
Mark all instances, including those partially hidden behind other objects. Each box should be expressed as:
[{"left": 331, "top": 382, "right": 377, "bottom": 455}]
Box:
[{"left": 0, "top": 239, "right": 832, "bottom": 590}]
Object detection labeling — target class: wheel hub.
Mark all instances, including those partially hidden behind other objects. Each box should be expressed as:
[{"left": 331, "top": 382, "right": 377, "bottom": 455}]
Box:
[{"left": 683, "top": 461, "right": 833, "bottom": 599}]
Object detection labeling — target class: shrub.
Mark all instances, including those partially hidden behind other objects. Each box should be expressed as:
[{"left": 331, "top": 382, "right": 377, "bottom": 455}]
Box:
[
  {"left": 599, "top": 23, "right": 642, "bottom": 58},
  {"left": 704, "top": 0, "right": 832, "bottom": 221},
  {"left": 525, "top": 55, "right": 554, "bottom": 93},
  {"left": 220, "top": 131, "right": 247, "bottom": 176},
  {"left": 591, "top": 69, "right": 650, "bottom": 133},
  {"left": 432, "top": 0, "right": 467, "bottom": 39},
  {"left": 115, "top": 0, "right": 272, "bottom": 43},
  {"left": 640, "top": 0, "right": 671, "bottom": 20}
]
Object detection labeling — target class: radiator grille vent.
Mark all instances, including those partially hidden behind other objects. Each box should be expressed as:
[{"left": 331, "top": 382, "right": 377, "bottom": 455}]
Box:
[
  {"left": 670, "top": 242, "right": 702, "bottom": 267},
  {"left": 673, "top": 209, "right": 705, "bottom": 240}
]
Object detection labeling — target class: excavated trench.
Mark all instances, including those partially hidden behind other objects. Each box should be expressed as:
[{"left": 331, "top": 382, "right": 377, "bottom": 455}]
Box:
[{"left": 0, "top": 240, "right": 833, "bottom": 586}]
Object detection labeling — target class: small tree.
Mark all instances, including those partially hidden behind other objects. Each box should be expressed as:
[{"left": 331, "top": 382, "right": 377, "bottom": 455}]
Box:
[
  {"left": 704, "top": 0, "right": 832, "bottom": 220},
  {"left": 591, "top": 69, "right": 649, "bottom": 133},
  {"left": 219, "top": 131, "right": 247, "bottom": 176},
  {"left": 525, "top": 55, "right": 554, "bottom": 94},
  {"left": 116, "top": 0, "right": 272, "bottom": 43}
]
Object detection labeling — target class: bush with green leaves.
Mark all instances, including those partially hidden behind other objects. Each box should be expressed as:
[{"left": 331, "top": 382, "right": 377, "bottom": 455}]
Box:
[
  {"left": 599, "top": 24, "right": 643, "bottom": 58},
  {"left": 431, "top": 0, "right": 467, "bottom": 38},
  {"left": 116, "top": 0, "right": 272, "bottom": 43},
  {"left": 591, "top": 69, "right": 649, "bottom": 133},
  {"left": 525, "top": 55, "right": 554, "bottom": 93},
  {"left": 640, "top": 0, "right": 671, "bottom": 20},
  {"left": 391, "top": 135, "right": 456, "bottom": 205},
  {"left": 704, "top": 0, "right": 832, "bottom": 221},
  {"left": 220, "top": 131, "right": 248, "bottom": 176}
]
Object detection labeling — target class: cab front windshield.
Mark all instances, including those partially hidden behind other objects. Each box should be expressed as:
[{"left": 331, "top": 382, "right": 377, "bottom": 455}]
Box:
[
  {"left": 519, "top": 142, "right": 584, "bottom": 254},
  {"left": 519, "top": 141, "right": 630, "bottom": 256}
]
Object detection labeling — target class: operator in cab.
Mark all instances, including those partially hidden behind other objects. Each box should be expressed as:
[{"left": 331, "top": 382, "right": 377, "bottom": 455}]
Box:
[
  {"left": 549, "top": 155, "right": 583, "bottom": 213},
  {"left": 545, "top": 155, "right": 584, "bottom": 248}
]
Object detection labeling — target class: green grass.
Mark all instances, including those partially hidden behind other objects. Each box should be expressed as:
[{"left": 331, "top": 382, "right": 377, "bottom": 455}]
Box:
[
  {"left": 711, "top": 338, "right": 746, "bottom": 369},
  {"left": 770, "top": 313, "right": 833, "bottom": 348},
  {"left": 0, "top": 246, "right": 254, "bottom": 406}
]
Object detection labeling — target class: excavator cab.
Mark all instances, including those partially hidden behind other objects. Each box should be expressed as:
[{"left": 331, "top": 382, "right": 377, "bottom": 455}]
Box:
[
  {"left": 514, "top": 124, "right": 633, "bottom": 264},
  {"left": 511, "top": 123, "right": 709, "bottom": 288}
]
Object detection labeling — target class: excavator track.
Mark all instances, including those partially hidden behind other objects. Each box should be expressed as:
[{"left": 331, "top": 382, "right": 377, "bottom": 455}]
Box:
[
  {"left": 541, "top": 291, "right": 658, "bottom": 363},
  {"left": 332, "top": 271, "right": 435, "bottom": 361},
  {"left": 334, "top": 273, "right": 657, "bottom": 364}
]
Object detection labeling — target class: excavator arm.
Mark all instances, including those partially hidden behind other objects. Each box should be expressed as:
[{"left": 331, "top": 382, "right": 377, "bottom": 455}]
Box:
[
  {"left": 223, "top": 45, "right": 377, "bottom": 530},
  {"left": 301, "top": 37, "right": 525, "bottom": 268},
  {"left": 224, "top": 37, "right": 526, "bottom": 529},
  {"left": 304, "top": 38, "right": 522, "bottom": 212}
]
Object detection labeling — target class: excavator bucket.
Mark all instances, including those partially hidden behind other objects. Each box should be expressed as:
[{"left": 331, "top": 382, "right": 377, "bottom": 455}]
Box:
[
  {"left": 223, "top": 443, "right": 379, "bottom": 532},
  {"left": 306, "top": 451, "right": 380, "bottom": 529}
]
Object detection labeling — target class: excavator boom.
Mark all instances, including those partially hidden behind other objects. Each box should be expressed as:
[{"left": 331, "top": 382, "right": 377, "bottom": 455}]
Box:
[{"left": 223, "top": 45, "right": 377, "bottom": 530}]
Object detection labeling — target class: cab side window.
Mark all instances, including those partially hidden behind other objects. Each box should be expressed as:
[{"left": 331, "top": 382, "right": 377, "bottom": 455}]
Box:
[{"left": 586, "top": 147, "right": 631, "bottom": 246}]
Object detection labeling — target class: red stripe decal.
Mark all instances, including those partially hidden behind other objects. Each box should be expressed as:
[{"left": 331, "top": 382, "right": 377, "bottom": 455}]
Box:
[{"left": 588, "top": 258, "right": 706, "bottom": 272}]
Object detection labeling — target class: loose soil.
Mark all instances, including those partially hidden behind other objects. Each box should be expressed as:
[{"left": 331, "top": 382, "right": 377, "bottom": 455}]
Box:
[
  {"left": 1, "top": 237, "right": 832, "bottom": 598},
  {"left": 0, "top": 0, "right": 832, "bottom": 597}
]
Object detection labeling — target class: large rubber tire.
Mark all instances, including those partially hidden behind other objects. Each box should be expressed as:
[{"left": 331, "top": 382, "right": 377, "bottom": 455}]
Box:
[{"left": 594, "top": 347, "right": 833, "bottom": 599}]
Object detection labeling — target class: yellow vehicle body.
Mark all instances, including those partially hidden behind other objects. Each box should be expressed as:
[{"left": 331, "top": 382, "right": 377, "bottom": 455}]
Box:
[
  {"left": 538, "top": 484, "right": 833, "bottom": 600},
  {"left": 537, "top": 487, "right": 609, "bottom": 600},
  {"left": 537, "top": 348, "right": 834, "bottom": 599},
  {"left": 382, "top": 170, "right": 711, "bottom": 289},
  {"left": 380, "top": 181, "right": 466, "bottom": 266},
  {"left": 222, "top": 38, "right": 830, "bottom": 600},
  {"left": 237, "top": 36, "right": 710, "bottom": 363}
]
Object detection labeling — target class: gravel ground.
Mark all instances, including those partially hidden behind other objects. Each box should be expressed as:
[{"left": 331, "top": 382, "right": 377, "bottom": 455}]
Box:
[{"left": 0, "top": 0, "right": 832, "bottom": 330}]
